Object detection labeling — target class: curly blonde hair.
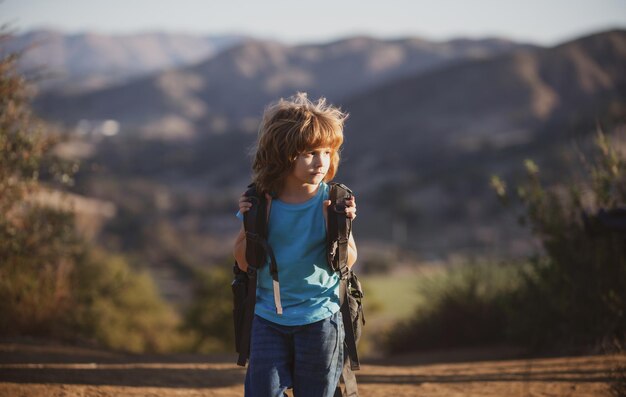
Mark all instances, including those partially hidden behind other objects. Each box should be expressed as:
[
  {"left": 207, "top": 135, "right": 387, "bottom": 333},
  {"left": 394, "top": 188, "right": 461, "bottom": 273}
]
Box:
[{"left": 252, "top": 92, "right": 348, "bottom": 196}]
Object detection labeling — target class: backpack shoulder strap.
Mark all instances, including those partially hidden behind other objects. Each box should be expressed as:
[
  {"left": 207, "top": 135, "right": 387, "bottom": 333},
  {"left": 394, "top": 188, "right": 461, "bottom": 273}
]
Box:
[
  {"left": 244, "top": 185, "right": 282, "bottom": 315},
  {"left": 236, "top": 184, "right": 286, "bottom": 367},
  {"left": 327, "top": 183, "right": 361, "bottom": 363},
  {"left": 327, "top": 183, "right": 362, "bottom": 396},
  {"left": 327, "top": 182, "right": 353, "bottom": 278},
  {"left": 243, "top": 184, "right": 268, "bottom": 269}
]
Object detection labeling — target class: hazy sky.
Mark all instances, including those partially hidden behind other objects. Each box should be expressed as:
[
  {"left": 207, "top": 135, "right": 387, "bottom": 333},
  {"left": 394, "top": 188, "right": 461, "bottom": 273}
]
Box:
[{"left": 4, "top": 0, "right": 626, "bottom": 45}]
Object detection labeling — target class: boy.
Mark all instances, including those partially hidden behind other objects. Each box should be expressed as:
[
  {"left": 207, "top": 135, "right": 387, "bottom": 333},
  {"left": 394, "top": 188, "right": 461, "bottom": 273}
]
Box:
[{"left": 233, "top": 92, "right": 357, "bottom": 397}]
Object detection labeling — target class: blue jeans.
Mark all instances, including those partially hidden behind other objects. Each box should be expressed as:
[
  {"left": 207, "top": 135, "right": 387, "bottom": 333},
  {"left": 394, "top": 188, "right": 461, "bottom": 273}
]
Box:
[{"left": 244, "top": 311, "right": 344, "bottom": 397}]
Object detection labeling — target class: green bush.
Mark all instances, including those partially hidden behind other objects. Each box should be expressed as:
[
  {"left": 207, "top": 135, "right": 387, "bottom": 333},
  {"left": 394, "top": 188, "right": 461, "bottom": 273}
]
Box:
[
  {"left": 384, "top": 262, "right": 521, "bottom": 353},
  {"left": 182, "top": 266, "right": 234, "bottom": 352},
  {"left": 493, "top": 129, "right": 626, "bottom": 348},
  {"left": 69, "top": 249, "right": 184, "bottom": 353},
  {"left": 0, "top": 206, "right": 81, "bottom": 335}
]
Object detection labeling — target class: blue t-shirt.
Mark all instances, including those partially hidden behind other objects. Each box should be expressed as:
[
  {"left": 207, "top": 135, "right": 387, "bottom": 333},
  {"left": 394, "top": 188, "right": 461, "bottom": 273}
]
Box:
[{"left": 237, "top": 182, "right": 340, "bottom": 326}]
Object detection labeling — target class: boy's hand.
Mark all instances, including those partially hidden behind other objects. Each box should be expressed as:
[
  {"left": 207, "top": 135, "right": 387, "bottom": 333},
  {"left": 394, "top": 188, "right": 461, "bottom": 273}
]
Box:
[
  {"left": 238, "top": 193, "right": 272, "bottom": 216},
  {"left": 345, "top": 196, "right": 357, "bottom": 220},
  {"left": 238, "top": 194, "right": 252, "bottom": 213},
  {"left": 323, "top": 195, "right": 357, "bottom": 221}
]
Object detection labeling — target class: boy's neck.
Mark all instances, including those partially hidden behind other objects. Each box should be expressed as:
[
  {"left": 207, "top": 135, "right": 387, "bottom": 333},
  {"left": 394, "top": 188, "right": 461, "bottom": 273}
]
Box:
[{"left": 278, "top": 180, "right": 320, "bottom": 203}]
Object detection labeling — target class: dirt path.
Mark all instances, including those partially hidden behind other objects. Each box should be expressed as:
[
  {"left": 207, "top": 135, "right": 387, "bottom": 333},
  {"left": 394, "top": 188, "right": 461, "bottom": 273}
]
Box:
[{"left": 0, "top": 339, "right": 623, "bottom": 397}]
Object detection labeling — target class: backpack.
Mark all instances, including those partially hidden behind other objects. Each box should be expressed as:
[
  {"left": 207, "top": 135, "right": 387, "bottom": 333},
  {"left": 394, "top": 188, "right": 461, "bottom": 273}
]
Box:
[{"left": 232, "top": 182, "right": 365, "bottom": 397}]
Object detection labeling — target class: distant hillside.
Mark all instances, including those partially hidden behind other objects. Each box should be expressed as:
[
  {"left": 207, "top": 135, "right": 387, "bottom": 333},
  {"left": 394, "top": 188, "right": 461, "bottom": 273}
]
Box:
[
  {"left": 6, "top": 29, "right": 246, "bottom": 93},
  {"left": 343, "top": 29, "right": 626, "bottom": 168},
  {"left": 33, "top": 35, "right": 535, "bottom": 138},
  {"left": 27, "top": 29, "right": 626, "bottom": 265},
  {"left": 339, "top": 29, "right": 626, "bottom": 256}
]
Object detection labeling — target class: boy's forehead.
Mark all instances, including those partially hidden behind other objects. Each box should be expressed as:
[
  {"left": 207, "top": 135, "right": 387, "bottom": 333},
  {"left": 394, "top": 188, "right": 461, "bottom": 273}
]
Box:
[{"left": 304, "top": 145, "right": 333, "bottom": 151}]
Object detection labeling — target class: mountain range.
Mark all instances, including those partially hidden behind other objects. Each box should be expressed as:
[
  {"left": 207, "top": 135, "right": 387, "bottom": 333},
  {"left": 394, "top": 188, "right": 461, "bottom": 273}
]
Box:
[
  {"left": 14, "top": 28, "right": 626, "bottom": 270},
  {"left": 32, "top": 34, "right": 536, "bottom": 138},
  {"left": 340, "top": 29, "right": 626, "bottom": 257},
  {"left": 6, "top": 29, "right": 246, "bottom": 93}
]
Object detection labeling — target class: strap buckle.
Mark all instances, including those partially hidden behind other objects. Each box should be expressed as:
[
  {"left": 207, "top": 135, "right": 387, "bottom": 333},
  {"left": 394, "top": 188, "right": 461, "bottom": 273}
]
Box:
[
  {"left": 246, "top": 265, "right": 257, "bottom": 277},
  {"left": 332, "top": 203, "right": 347, "bottom": 213},
  {"left": 245, "top": 231, "right": 260, "bottom": 242}
]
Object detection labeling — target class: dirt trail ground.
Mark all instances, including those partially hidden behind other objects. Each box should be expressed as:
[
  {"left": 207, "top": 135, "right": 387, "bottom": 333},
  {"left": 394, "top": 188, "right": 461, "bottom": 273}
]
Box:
[{"left": 0, "top": 339, "right": 623, "bottom": 397}]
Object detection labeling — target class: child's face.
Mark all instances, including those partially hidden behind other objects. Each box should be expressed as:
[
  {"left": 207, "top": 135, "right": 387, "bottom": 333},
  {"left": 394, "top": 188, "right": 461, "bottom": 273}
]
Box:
[{"left": 288, "top": 147, "right": 332, "bottom": 186}]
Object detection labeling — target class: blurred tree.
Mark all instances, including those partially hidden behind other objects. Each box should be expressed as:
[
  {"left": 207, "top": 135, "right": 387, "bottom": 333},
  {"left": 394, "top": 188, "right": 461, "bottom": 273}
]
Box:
[
  {"left": 70, "top": 249, "right": 184, "bottom": 353},
  {"left": 182, "top": 266, "right": 234, "bottom": 352},
  {"left": 492, "top": 128, "right": 626, "bottom": 348},
  {"left": 384, "top": 128, "right": 625, "bottom": 355},
  {"left": 0, "top": 30, "right": 80, "bottom": 335},
  {"left": 0, "top": 31, "right": 184, "bottom": 352}
]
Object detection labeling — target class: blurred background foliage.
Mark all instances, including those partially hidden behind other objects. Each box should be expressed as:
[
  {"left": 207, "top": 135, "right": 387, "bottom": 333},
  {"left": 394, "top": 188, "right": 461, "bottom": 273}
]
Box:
[
  {"left": 182, "top": 266, "right": 234, "bottom": 353},
  {"left": 0, "top": 34, "right": 215, "bottom": 353},
  {"left": 1, "top": 37, "right": 79, "bottom": 338},
  {"left": 383, "top": 129, "right": 625, "bottom": 355}
]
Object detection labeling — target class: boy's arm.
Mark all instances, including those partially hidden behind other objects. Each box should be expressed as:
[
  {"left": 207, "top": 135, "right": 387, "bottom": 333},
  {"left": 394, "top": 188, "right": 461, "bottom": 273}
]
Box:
[
  {"left": 233, "top": 225, "right": 248, "bottom": 271},
  {"left": 345, "top": 195, "right": 357, "bottom": 268},
  {"left": 347, "top": 232, "right": 357, "bottom": 269}
]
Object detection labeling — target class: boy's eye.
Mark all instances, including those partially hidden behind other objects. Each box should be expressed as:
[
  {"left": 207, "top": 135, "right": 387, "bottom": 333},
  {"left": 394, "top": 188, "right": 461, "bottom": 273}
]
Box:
[{"left": 302, "top": 149, "right": 331, "bottom": 157}]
